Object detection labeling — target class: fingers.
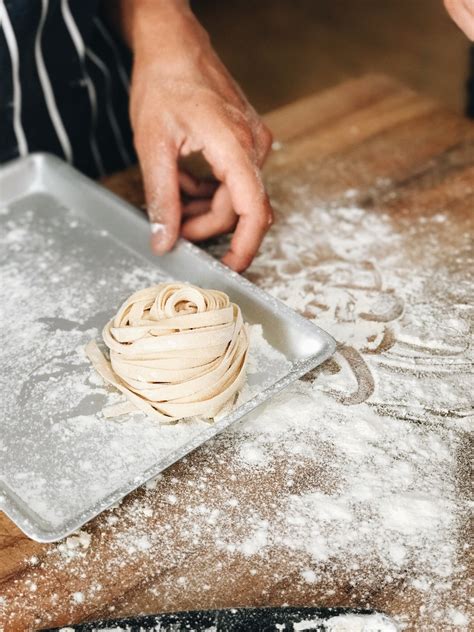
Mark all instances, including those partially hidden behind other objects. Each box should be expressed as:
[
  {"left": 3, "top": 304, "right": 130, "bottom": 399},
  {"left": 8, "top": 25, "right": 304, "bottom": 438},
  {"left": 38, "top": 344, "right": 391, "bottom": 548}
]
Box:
[
  {"left": 202, "top": 132, "right": 273, "bottom": 272},
  {"left": 182, "top": 198, "right": 213, "bottom": 218},
  {"left": 139, "top": 141, "right": 181, "bottom": 255},
  {"left": 181, "top": 185, "right": 237, "bottom": 240},
  {"left": 178, "top": 113, "right": 274, "bottom": 271},
  {"left": 221, "top": 187, "right": 273, "bottom": 272},
  {"left": 178, "top": 170, "right": 218, "bottom": 199},
  {"left": 136, "top": 105, "right": 273, "bottom": 269},
  {"left": 179, "top": 169, "right": 217, "bottom": 217}
]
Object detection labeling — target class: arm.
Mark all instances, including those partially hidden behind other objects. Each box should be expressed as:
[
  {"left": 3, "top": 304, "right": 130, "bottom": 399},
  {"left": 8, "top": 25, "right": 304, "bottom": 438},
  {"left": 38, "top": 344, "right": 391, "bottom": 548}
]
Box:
[
  {"left": 106, "top": 0, "right": 274, "bottom": 272},
  {"left": 444, "top": 0, "right": 474, "bottom": 40}
]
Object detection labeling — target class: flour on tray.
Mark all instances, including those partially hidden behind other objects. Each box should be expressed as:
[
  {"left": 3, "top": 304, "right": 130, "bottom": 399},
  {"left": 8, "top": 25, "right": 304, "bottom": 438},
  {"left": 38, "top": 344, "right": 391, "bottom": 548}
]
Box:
[{"left": 0, "top": 194, "right": 288, "bottom": 530}]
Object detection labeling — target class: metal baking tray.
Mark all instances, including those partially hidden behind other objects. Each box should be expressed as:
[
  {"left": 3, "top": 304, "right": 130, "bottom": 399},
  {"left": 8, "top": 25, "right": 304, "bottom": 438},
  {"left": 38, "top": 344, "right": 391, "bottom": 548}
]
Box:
[{"left": 0, "top": 153, "right": 335, "bottom": 542}]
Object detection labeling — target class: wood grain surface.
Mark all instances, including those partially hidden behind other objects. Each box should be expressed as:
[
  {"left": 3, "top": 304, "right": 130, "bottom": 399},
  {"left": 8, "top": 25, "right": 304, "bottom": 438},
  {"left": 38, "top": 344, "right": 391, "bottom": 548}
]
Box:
[
  {"left": 0, "top": 74, "right": 472, "bottom": 631},
  {"left": 195, "top": 0, "right": 470, "bottom": 114}
]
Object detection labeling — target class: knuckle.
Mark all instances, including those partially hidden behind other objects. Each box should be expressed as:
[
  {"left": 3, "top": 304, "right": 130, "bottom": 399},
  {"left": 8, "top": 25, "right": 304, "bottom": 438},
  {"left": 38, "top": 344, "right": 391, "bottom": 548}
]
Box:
[
  {"left": 222, "top": 110, "right": 256, "bottom": 155},
  {"left": 232, "top": 124, "right": 255, "bottom": 154},
  {"left": 258, "top": 123, "right": 274, "bottom": 151},
  {"left": 134, "top": 124, "right": 171, "bottom": 156},
  {"left": 254, "top": 210, "right": 270, "bottom": 231}
]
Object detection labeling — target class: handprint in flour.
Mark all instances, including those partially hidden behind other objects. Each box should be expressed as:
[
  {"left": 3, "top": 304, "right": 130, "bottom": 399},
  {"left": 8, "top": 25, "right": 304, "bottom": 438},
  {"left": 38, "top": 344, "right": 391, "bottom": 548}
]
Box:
[{"left": 249, "top": 256, "right": 404, "bottom": 406}]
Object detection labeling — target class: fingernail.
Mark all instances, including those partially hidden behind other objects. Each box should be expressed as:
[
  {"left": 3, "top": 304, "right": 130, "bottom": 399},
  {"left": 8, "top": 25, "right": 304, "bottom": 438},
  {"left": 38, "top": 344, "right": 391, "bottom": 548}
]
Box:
[{"left": 150, "top": 222, "right": 168, "bottom": 255}]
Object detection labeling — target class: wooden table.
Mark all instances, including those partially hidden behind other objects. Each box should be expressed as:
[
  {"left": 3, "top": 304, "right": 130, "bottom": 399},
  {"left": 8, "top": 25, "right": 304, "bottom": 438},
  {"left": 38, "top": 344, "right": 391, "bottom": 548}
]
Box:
[{"left": 1, "top": 74, "right": 472, "bottom": 631}]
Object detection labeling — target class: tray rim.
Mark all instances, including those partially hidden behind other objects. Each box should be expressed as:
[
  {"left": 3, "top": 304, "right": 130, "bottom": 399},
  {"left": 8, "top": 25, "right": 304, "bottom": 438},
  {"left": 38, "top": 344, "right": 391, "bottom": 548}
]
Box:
[{"left": 0, "top": 153, "right": 336, "bottom": 542}]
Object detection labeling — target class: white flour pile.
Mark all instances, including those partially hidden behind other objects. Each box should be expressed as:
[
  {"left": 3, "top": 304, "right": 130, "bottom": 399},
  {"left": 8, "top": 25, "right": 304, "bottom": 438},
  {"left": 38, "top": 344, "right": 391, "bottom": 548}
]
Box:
[{"left": 0, "top": 171, "right": 472, "bottom": 631}]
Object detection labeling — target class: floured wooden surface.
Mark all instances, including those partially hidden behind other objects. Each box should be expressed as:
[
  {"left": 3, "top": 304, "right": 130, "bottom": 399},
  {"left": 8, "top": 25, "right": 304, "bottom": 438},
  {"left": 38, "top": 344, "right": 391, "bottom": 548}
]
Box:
[{"left": 0, "top": 75, "right": 472, "bottom": 631}]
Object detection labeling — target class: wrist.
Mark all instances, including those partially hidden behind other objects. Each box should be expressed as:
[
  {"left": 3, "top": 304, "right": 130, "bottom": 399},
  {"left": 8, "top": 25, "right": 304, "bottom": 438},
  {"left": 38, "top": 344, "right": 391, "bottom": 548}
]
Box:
[{"left": 107, "top": 0, "right": 195, "bottom": 56}]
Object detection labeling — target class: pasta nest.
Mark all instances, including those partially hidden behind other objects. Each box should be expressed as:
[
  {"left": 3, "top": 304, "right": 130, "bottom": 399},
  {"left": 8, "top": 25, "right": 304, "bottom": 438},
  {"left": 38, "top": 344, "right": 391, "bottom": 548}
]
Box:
[{"left": 86, "top": 282, "right": 249, "bottom": 422}]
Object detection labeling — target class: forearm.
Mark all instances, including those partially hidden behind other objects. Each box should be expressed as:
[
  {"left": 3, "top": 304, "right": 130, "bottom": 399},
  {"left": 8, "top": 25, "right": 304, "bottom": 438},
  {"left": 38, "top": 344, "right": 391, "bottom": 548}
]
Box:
[{"left": 104, "top": 0, "right": 202, "bottom": 63}]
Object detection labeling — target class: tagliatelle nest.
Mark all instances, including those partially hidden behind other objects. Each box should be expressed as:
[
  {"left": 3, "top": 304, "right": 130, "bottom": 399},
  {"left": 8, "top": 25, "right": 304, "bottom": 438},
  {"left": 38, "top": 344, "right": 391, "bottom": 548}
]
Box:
[{"left": 86, "top": 283, "right": 249, "bottom": 422}]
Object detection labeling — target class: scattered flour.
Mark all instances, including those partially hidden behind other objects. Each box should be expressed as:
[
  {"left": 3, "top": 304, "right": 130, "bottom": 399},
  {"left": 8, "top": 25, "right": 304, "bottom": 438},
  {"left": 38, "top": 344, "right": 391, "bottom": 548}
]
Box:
[
  {"left": 324, "top": 613, "right": 400, "bottom": 631},
  {"left": 300, "top": 569, "right": 318, "bottom": 584},
  {"left": 71, "top": 591, "right": 84, "bottom": 604},
  {"left": 447, "top": 609, "right": 469, "bottom": 626},
  {"left": 1, "top": 176, "right": 472, "bottom": 631},
  {"left": 57, "top": 531, "right": 91, "bottom": 560},
  {"left": 290, "top": 612, "right": 399, "bottom": 631}
]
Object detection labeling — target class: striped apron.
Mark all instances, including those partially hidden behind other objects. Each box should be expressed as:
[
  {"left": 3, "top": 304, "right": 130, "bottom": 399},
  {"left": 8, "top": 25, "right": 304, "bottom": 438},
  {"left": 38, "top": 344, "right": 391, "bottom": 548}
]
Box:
[{"left": 0, "top": 0, "right": 135, "bottom": 178}]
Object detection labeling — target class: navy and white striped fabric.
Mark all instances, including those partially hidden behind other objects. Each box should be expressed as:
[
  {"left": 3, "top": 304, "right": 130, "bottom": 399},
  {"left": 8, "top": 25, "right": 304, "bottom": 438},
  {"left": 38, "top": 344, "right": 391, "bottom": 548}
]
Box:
[{"left": 0, "top": 0, "right": 135, "bottom": 178}]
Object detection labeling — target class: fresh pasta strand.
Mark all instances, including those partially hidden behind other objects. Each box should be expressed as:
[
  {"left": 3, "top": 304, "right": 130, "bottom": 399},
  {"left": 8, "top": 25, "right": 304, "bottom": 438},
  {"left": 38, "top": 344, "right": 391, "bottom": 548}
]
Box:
[{"left": 86, "top": 282, "right": 249, "bottom": 422}]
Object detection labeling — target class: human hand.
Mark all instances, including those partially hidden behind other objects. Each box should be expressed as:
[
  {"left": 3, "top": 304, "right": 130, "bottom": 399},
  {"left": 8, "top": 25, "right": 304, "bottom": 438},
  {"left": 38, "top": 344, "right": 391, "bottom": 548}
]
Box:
[
  {"left": 116, "top": 0, "right": 274, "bottom": 272},
  {"left": 444, "top": 0, "right": 474, "bottom": 40}
]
